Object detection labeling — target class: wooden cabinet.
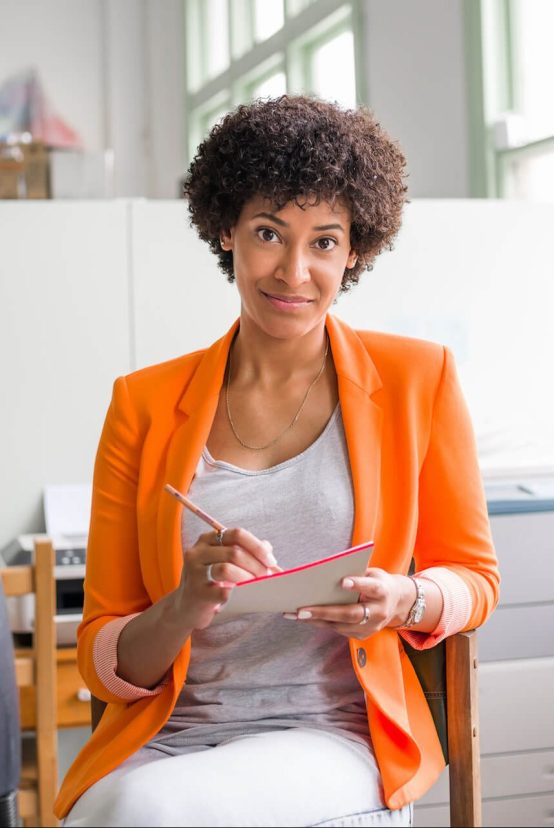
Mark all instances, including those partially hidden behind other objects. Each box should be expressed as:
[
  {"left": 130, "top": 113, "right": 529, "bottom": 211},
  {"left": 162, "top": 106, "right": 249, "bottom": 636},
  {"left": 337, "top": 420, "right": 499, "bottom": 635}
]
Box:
[{"left": 18, "top": 647, "right": 91, "bottom": 730}]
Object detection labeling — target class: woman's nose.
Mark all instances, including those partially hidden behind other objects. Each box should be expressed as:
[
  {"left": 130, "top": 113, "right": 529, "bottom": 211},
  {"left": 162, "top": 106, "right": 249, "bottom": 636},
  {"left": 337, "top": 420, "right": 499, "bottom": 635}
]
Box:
[{"left": 276, "top": 248, "right": 310, "bottom": 286}]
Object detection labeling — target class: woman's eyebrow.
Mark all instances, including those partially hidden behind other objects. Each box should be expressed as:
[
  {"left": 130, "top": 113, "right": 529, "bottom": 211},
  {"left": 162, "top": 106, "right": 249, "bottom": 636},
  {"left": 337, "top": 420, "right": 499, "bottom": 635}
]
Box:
[
  {"left": 252, "top": 211, "right": 345, "bottom": 232},
  {"left": 252, "top": 211, "right": 288, "bottom": 226},
  {"left": 313, "top": 223, "right": 345, "bottom": 232}
]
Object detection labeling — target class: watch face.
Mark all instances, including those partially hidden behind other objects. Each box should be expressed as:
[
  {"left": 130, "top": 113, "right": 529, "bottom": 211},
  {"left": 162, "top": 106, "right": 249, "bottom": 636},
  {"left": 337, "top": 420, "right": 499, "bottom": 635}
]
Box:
[
  {"left": 404, "top": 579, "right": 425, "bottom": 627},
  {"left": 411, "top": 580, "right": 426, "bottom": 624},
  {"left": 413, "top": 601, "right": 425, "bottom": 623}
]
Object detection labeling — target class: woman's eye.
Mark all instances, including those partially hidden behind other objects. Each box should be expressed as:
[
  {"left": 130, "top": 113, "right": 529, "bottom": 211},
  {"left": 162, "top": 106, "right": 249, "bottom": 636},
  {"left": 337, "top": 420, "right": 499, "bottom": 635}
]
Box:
[
  {"left": 257, "top": 227, "right": 279, "bottom": 243},
  {"left": 315, "top": 237, "right": 337, "bottom": 251}
]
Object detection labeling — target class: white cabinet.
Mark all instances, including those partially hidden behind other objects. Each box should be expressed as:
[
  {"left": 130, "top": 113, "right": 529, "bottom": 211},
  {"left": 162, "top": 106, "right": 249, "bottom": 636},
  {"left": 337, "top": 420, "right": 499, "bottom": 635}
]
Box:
[{"left": 414, "top": 507, "right": 554, "bottom": 827}]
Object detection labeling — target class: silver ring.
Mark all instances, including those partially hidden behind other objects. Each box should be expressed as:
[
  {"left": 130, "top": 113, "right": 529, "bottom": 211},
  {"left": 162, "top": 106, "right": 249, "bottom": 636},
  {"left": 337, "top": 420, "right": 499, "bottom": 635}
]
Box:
[
  {"left": 359, "top": 604, "right": 370, "bottom": 626},
  {"left": 206, "top": 564, "right": 217, "bottom": 584},
  {"left": 215, "top": 529, "right": 225, "bottom": 545}
]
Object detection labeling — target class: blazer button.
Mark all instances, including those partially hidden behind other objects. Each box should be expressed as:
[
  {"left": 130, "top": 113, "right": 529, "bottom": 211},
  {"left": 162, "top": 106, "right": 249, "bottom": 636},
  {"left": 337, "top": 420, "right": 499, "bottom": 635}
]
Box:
[{"left": 357, "top": 647, "right": 366, "bottom": 668}]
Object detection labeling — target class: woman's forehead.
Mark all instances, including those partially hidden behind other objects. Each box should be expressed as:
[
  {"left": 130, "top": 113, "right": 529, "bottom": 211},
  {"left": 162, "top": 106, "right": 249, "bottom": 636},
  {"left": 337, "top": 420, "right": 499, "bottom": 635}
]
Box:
[{"left": 239, "top": 194, "right": 351, "bottom": 223}]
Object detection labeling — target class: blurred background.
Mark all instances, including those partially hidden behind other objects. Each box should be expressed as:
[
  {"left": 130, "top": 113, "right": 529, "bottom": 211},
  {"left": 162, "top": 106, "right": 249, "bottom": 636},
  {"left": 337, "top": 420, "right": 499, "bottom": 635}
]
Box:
[
  {"left": 0, "top": 2, "right": 553, "bottom": 826},
  {"left": 2, "top": 0, "right": 553, "bottom": 200}
]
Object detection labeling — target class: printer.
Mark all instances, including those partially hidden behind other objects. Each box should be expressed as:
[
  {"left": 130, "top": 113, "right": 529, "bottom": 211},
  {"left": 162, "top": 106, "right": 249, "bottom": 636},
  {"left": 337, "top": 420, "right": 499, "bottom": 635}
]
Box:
[
  {"left": 4, "top": 533, "right": 85, "bottom": 646},
  {"left": 2, "top": 483, "right": 90, "bottom": 646}
]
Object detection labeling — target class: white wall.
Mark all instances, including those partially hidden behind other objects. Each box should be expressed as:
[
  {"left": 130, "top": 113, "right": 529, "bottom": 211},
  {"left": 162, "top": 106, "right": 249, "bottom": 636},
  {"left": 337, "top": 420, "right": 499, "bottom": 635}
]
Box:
[
  {"left": 0, "top": 201, "right": 131, "bottom": 550},
  {"left": 0, "top": 0, "right": 106, "bottom": 150},
  {"left": 0, "top": 0, "right": 186, "bottom": 198},
  {"left": 363, "top": 0, "right": 470, "bottom": 198},
  {"left": 0, "top": 0, "right": 470, "bottom": 197}
]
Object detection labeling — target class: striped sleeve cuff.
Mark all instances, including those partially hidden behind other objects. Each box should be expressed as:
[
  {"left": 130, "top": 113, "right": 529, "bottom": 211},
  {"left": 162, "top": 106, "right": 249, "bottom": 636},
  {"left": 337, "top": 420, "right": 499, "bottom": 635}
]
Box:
[
  {"left": 399, "top": 567, "right": 472, "bottom": 651},
  {"left": 93, "top": 614, "right": 170, "bottom": 701}
]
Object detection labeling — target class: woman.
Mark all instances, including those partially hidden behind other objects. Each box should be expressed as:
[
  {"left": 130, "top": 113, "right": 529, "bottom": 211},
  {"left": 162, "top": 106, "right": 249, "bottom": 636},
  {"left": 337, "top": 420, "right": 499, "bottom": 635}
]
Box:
[{"left": 57, "top": 96, "right": 499, "bottom": 827}]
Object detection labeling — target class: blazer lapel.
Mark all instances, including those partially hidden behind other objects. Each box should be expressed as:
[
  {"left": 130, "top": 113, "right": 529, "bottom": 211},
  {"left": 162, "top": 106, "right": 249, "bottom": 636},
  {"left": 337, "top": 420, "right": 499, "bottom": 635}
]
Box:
[
  {"left": 156, "top": 322, "right": 239, "bottom": 595},
  {"left": 326, "top": 315, "right": 383, "bottom": 555}
]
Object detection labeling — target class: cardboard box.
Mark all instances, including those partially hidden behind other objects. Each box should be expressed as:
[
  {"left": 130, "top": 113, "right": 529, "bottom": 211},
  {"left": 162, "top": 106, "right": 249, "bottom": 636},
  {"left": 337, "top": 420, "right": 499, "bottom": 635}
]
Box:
[
  {"left": 21, "top": 142, "right": 50, "bottom": 198},
  {"left": 0, "top": 143, "right": 25, "bottom": 198},
  {"left": 0, "top": 141, "right": 51, "bottom": 198}
]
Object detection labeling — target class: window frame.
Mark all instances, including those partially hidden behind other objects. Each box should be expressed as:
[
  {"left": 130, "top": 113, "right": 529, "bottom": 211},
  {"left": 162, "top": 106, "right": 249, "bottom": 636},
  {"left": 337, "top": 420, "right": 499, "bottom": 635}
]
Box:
[
  {"left": 184, "top": 0, "right": 365, "bottom": 165},
  {"left": 465, "top": 0, "right": 554, "bottom": 198},
  {"left": 240, "top": 54, "right": 287, "bottom": 102}
]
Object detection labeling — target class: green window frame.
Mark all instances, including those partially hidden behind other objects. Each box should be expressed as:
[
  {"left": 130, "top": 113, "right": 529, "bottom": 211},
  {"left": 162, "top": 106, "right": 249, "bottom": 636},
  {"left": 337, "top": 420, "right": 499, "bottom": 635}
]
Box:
[
  {"left": 465, "top": 0, "right": 554, "bottom": 198},
  {"left": 184, "top": 0, "right": 367, "bottom": 164}
]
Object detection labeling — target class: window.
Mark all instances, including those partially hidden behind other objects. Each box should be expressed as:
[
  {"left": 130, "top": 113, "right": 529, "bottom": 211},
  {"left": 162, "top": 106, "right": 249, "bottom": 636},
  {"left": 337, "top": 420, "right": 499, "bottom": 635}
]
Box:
[
  {"left": 184, "top": 0, "right": 364, "bottom": 164},
  {"left": 186, "top": 0, "right": 231, "bottom": 92},
  {"left": 471, "top": 0, "right": 554, "bottom": 200},
  {"left": 463, "top": 1, "right": 554, "bottom": 471},
  {"left": 309, "top": 29, "right": 356, "bottom": 109},
  {"left": 249, "top": 70, "right": 287, "bottom": 100},
  {"left": 253, "top": 0, "right": 284, "bottom": 42}
]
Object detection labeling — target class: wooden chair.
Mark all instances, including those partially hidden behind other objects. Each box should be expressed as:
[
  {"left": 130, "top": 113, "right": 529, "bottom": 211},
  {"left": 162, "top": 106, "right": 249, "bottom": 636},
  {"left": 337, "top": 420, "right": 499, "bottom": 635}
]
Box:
[
  {"left": 90, "top": 630, "right": 482, "bottom": 827},
  {"left": 445, "top": 630, "right": 481, "bottom": 827},
  {"left": 1, "top": 539, "right": 58, "bottom": 827}
]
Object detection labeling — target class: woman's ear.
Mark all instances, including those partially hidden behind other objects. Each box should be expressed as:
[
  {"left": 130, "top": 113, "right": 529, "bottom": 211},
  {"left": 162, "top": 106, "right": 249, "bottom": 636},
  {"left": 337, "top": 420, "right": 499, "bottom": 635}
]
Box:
[
  {"left": 346, "top": 250, "right": 358, "bottom": 269},
  {"left": 220, "top": 228, "right": 233, "bottom": 251}
]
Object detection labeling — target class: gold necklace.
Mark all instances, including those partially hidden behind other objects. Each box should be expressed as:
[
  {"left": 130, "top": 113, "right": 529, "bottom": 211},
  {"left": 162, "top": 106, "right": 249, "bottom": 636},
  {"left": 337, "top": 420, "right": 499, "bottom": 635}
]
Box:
[{"left": 225, "top": 334, "right": 330, "bottom": 451}]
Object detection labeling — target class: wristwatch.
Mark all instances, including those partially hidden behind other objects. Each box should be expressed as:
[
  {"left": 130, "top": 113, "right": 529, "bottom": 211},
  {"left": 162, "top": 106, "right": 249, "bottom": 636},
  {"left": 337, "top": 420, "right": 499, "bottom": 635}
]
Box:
[{"left": 400, "top": 577, "right": 426, "bottom": 629}]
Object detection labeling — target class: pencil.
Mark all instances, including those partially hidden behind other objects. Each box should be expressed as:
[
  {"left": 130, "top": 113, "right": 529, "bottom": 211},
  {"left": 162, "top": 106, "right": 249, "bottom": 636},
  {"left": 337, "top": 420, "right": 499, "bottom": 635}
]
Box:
[{"left": 164, "top": 484, "right": 227, "bottom": 533}]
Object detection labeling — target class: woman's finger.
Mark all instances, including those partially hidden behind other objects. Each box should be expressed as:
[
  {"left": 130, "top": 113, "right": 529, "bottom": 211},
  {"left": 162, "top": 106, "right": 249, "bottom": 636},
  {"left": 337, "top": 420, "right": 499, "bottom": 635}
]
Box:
[
  {"left": 283, "top": 602, "right": 372, "bottom": 625},
  {"left": 341, "top": 575, "right": 386, "bottom": 601},
  {"left": 214, "top": 527, "right": 278, "bottom": 569},
  {"left": 205, "top": 558, "right": 270, "bottom": 584},
  {"left": 197, "top": 540, "right": 276, "bottom": 579}
]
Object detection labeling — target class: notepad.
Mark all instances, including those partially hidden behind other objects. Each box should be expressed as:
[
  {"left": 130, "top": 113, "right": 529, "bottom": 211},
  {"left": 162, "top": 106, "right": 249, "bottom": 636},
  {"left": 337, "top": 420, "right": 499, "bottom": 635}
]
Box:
[{"left": 212, "top": 540, "right": 374, "bottom": 624}]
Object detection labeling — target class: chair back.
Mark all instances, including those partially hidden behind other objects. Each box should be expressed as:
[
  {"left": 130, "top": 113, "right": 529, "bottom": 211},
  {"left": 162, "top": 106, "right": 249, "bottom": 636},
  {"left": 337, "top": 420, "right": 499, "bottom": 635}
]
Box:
[
  {"left": 1, "top": 539, "right": 58, "bottom": 827},
  {"left": 446, "top": 629, "right": 482, "bottom": 827}
]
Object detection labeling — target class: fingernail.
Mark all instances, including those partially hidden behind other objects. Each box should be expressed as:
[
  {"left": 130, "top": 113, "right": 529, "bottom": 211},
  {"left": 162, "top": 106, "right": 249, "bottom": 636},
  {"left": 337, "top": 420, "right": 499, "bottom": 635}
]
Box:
[
  {"left": 297, "top": 610, "right": 312, "bottom": 619},
  {"left": 342, "top": 578, "right": 354, "bottom": 588},
  {"left": 283, "top": 613, "right": 297, "bottom": 620}
]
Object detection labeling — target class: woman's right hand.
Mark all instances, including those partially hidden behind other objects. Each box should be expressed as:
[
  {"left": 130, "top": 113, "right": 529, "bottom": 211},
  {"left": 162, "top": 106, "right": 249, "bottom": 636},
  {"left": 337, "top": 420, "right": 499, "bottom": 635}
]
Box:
[{"left": 174, "top": 528, "right": 279, "bottom": 630}]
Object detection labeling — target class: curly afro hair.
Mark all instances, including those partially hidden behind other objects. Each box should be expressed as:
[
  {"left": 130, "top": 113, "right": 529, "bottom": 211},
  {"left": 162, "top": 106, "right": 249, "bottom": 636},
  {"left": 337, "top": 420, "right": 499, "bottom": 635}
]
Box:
[{"left": 183, "top": 95, "right": 408, "bottom": 292}]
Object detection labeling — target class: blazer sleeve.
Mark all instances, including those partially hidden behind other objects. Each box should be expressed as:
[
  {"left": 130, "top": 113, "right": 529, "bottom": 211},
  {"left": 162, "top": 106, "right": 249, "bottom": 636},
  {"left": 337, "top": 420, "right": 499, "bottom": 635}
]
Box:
[
  {"left": 77, "top": 375, "right": 152, "bottom": 703},
  {"left": 412, "top": 346, "right": 500, "bottom": 630}
]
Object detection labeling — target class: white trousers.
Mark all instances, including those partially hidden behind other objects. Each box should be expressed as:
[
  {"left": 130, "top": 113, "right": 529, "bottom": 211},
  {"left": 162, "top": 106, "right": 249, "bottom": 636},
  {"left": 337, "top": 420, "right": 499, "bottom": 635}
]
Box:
[{"left": 63, "top": 728, "right": 412, "bottom": 827}]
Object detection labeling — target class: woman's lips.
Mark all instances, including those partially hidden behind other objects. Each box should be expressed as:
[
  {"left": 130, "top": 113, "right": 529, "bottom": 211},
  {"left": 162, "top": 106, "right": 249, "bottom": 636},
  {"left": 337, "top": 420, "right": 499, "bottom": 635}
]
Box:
[{"left": 261, "top": 291, "right": 314, "bottom": 311}]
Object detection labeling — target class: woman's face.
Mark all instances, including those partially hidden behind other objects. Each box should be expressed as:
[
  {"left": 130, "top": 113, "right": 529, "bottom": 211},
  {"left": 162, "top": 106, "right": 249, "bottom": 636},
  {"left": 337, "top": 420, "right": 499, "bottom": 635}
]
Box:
[{"left": 221, "top": 195, "right": 357, "bottom": 342}]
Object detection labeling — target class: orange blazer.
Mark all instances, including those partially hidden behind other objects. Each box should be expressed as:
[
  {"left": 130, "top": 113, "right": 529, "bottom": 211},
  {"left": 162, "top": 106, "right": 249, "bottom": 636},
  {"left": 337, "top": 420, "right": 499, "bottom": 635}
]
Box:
[{"left": 55, "top": 315, "right": 499, "bottom": 817}]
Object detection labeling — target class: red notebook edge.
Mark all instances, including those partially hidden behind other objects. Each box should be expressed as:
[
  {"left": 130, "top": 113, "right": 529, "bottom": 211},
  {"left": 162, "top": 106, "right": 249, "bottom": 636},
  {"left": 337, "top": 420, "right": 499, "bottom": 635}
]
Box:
[{"left": 236, "top": 540, "right": 374, "bottom": 587}]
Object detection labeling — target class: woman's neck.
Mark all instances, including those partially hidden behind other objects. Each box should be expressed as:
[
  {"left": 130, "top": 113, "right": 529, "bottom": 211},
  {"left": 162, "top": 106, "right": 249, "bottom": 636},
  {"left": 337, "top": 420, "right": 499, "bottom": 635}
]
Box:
[{"left": 230, "top": 318, "right": 329, "bottom": 390}]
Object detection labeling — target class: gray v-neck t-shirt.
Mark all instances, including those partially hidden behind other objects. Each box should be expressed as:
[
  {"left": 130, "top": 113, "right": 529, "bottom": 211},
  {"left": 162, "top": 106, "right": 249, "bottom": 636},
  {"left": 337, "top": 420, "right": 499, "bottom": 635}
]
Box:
[{"left": 147, "top": 405, "right": 372, "bottom": 755}]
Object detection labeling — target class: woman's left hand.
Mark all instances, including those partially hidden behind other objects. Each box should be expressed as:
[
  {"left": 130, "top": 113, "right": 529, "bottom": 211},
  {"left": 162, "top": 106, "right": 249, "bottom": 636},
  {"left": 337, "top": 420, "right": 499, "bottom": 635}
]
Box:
[{"left": 283, "top": 567, "right": 415, "bottom": 640}]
